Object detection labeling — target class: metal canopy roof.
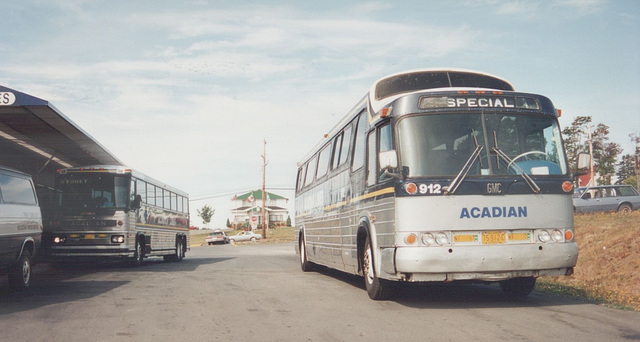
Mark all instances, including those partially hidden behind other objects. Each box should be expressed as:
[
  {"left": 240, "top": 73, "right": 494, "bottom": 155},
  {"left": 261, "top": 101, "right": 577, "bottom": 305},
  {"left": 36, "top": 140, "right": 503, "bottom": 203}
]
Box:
[{"left": 0, "top": 85, "right": 122, "bottom": 185}]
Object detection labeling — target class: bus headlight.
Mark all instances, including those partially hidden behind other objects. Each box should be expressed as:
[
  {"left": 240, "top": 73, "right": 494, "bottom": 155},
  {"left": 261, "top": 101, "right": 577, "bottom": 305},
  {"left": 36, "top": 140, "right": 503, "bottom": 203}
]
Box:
[
  {"left": 53, "top": 236, "right": 66, "bottom": 244},
  {"left": 551, "top": 229, "right": 563, "bottom": 242},
  {"left": 111, "top": 235, "right": 125, "bottom": 244},
  {"left": 538, "top": 230, "right": 551, "bottom": 243},
  {"left": 435, "top": 232, "right": 449, "bottom": 245},
  {"left": 421, "top": 233, "right": 435, "bottom": 246}
]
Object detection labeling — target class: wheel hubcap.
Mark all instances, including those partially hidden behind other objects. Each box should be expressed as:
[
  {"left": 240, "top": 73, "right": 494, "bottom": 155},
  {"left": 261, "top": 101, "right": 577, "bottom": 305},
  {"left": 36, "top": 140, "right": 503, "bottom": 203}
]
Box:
[
  {"left": 364, "top": 248, "right": 373, "bottom": 285},
  {"left": 22, "top": 259, "right": 31, "bottom": 285}
]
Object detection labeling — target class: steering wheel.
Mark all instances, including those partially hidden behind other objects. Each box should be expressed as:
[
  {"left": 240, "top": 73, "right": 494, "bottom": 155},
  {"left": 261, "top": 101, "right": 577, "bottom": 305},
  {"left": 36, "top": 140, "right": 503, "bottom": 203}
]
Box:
[{"left": 507, "top": 151, "right": 546, "bottom": 170}]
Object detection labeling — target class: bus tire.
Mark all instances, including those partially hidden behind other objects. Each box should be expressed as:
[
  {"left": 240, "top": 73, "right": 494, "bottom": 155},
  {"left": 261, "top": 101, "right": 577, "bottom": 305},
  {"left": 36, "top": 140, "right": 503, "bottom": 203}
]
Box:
[
  {"left": 299, "top": 233, "right": 314, "bottom": 272},
  {"left": 165, "top": 237, "right": 184, "bottom": 262},
  {"left": 131, "top": 238, "right": 144, "bottom": 266},
  {"left": 363, "top": 237, "right": 392, "bottom": 300},
  {"left": 175, "top": 238, "right": 184, "bottom": 262},
  {"left": 9, "top": 250, "right": 33, "bottom": 291},
  {"left": 500, "top": 277, "right": 536, "bottom": 298}
]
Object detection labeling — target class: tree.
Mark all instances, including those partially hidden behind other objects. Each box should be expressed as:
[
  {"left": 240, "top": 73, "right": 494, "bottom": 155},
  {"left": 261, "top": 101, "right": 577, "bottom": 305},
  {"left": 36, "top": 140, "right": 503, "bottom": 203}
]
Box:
[
  {"left": 286, "top": 215, "right": 292, "bottom": 227},
  {"left": 616, "top": 154, "right": 637, "bottom": 185},
  {"left": 197, "top": 205, "right": 215, "bottom": 228},
  {"left": 226, "top": 218, "right": 231, "bottom": 228},
  {"left": 591, "top": 123, "right": 622, "bottom": 185}
]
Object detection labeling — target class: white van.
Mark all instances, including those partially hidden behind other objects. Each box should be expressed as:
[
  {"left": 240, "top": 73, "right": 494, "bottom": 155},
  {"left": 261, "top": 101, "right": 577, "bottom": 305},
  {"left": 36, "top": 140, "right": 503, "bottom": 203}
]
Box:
[{"left": 0, "top": 166, "right": 42, "bottom": 290}]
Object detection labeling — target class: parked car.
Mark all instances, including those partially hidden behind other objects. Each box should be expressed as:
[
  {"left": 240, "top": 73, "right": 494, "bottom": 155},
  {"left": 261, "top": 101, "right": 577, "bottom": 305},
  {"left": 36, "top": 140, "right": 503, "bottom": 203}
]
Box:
[
  {"left": 206, "top": 230, "right": 229, "bottom": 245},
  {"left": 573, "top": 185, "right": 640, "bottom": 214},
  {"left": 229, "top": 230, "right": 263, "bottom": 243},
  {"left": 0, "top": 166, "right": 42, "bottom": 290}
]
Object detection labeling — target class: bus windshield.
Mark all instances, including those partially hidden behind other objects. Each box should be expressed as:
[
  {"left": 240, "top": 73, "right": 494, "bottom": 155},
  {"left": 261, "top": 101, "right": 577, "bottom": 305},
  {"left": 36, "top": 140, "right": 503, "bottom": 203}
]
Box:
[
  {"left": 397, "top": 113, "right": 567, "bottom": 178},
  {"left": 55, "top": 173, "right": 130, "bottom": 213}
]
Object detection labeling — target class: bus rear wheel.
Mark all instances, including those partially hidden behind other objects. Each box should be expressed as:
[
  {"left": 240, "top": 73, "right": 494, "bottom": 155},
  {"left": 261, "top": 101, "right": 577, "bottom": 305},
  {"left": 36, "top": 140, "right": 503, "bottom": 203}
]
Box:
[
  {"left": 363, "top": 237, "right": 392, "bottom": 300},
  {"left": 500, "top": 277, "right": 536, "bottom": 298},
  {"left": 165, "top": 237, "right": 184, "bottom": 262}
]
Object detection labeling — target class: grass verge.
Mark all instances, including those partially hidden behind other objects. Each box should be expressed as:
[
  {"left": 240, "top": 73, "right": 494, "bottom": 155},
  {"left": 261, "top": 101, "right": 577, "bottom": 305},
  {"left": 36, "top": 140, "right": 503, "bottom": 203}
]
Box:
[{"left": 537, "top": 211, "right": 640, "bottom": 311}]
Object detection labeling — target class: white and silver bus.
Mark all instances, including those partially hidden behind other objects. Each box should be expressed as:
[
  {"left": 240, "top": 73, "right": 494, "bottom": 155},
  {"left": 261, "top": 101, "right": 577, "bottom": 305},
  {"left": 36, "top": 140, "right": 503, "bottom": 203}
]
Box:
[
  {"left": 44, "top": 165, "right": 189, "bottom": 265},
  {"left": 295, "top": 69, "right": 578, "bottom": 300}
]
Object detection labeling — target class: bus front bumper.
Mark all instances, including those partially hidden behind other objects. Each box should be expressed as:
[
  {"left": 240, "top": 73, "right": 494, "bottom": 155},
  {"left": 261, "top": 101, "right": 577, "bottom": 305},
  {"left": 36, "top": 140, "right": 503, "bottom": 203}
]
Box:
[
  {"left": 43, "top": 245, "right": 133, "bottom": 259},
  {"left": 385, "top": 242, "right": 578, "bottom": 282}
]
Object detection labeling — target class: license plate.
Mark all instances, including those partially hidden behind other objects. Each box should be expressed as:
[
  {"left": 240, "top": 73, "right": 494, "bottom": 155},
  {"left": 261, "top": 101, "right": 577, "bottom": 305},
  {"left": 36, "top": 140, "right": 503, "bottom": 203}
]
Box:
[
  {"left": 454, "top": 234, "right": 477, "bottom": 243},
  {"left": 482, "top": 231, "right": 506, "bottom": 244},
  {"left": 84, "top": 234, "right": 95, "bottom": 239},
  {"left": 508, "top": 232, "right": 530, "bottom": 241}
]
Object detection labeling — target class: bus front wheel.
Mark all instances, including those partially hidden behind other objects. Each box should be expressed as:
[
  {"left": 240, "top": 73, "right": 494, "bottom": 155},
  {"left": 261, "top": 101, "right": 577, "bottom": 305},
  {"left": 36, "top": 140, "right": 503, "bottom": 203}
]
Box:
[
  {"left": 363, "top": 237, "right": 392, "bottom": 300},
  {"left": 131, "top": 238, "right": 144, "bottom": 266},
  {"left": 299, "top": 233, "right": 314, "bottom": 272}
]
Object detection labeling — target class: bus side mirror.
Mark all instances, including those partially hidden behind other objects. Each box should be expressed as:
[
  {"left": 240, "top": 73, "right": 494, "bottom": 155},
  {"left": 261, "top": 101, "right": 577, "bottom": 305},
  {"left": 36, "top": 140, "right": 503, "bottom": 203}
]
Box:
[
  {"left": 379, "top": 150, "right": 398, "bottom": 170},
  {"left": 577, "top": 153, "right": 590, "bottom": 170},
  {"left": 132, "top": 195, "right": 142, "bottom": 210}
]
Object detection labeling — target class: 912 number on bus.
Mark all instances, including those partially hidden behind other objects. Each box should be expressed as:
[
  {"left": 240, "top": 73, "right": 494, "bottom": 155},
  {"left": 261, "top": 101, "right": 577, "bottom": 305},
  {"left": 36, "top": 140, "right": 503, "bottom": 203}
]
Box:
[{"left": 419, "top": 183, "right": 442, "bottom": 194}]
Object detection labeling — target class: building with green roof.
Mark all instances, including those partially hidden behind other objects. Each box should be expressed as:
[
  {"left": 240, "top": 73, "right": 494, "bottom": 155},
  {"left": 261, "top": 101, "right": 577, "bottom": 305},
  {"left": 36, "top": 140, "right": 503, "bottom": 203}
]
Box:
[{"left": 230, "top": 190, "right": 289, "bottom": 229}]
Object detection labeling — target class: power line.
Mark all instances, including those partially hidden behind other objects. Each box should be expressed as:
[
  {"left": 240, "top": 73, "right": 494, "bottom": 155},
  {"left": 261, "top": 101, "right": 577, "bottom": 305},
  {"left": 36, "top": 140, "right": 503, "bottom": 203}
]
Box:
[{"left": 190, "top": 186, "right": 295, "bottom": 202}]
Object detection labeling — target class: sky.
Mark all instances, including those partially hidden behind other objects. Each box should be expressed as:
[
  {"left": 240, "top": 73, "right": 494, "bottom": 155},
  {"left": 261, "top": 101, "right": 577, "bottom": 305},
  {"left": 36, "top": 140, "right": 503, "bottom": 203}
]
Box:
[{"left": 1, "top": 0, "right": 639, "bottom": 228}]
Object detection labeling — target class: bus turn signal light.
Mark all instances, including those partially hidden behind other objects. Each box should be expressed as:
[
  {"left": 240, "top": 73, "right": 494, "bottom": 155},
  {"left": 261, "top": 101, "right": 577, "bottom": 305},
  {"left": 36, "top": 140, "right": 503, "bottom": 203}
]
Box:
[
  {"left": 405, "top": 234, "right": 417, "bottom": 245},
  {"left": 564, "top": 230, "right": 574, "bottom": 241},
  {"left": 405, "top": 183, "right": 417, "bottom": 195}
]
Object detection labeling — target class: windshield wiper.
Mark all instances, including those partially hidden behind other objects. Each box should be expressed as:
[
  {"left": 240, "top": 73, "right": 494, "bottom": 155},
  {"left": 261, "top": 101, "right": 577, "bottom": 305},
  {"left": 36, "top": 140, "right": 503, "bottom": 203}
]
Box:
[
  {"left": 445, "top": 130, "right": 483, "bottom": 195},
  {"left": 491, "top": 132, "right": 541, "bottom": 194}
]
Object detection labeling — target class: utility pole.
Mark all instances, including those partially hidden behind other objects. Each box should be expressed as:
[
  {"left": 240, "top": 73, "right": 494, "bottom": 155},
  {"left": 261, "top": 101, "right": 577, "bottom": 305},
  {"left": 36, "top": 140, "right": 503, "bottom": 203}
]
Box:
[
  {"left": 631, "top": 133, "right": 640, "bottom": 191},
  {"left": 587, "top": 123, "right": 594, "bottom": 186},
  {"left": 261, "top": 139, "right": 268, "bottom": 239}
]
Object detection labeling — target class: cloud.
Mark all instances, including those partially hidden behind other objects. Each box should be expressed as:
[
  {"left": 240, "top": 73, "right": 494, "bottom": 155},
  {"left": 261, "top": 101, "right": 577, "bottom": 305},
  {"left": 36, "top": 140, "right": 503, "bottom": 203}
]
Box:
[
  {"left": 552, "top": 0, "right": 607, "bottom": 15},
  {"left": 496, "top": 1, "right": 541, "bottom": 14}
]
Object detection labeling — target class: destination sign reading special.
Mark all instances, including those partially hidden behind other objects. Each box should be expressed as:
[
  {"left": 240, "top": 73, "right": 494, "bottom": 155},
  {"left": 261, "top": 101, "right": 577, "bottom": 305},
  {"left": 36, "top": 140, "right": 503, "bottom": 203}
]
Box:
[{"left": 419, "top": 95, "right": 540, "bottom": 110}]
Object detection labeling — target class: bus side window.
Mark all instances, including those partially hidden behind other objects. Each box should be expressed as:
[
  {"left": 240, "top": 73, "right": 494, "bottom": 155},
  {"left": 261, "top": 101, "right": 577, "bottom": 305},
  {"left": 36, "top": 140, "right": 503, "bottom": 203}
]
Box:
[
  {"left": 130, "top": 178, "right": 137, "bottom": 203},
  {"left": 316, "top": 144, "right": 331, "bottom": 178},
  {"left": 352, "top": 111, "right": 367, "bottom": 171},
  {"left": 366, "top": 131, "right": 377, "bottom": 186},
  {"left": 304, "top": 156, "right": 317, "bottom": 187},
  {"left": 138, "top": 180, "right": 147, "bottom": 204},
  {"left": 332, "top": 133, "right": 343, "bottom": 170},
  {"left": 147, "top": 183, "right": 156, "bottom": 206},
  {"left": 296, "top": 164, "right": 307, "bottom": 191},
  {"left": 378, "top": 124, "right": 393, "bottom": 182},
  {"left": 338, "top": 126, "right": 352, "bottom": 166}
]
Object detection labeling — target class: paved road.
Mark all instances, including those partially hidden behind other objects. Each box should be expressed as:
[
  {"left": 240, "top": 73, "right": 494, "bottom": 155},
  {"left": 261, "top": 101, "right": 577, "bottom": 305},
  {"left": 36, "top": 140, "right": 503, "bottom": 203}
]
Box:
[{"left": 0, "top": 243, "right": 638, "bottom": 342}]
